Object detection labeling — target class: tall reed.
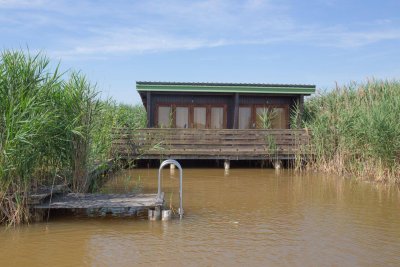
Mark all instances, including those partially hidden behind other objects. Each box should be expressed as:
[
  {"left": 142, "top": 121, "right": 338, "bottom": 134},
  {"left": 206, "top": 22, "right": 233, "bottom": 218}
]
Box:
[
  {"left": 0, "top": 50, "right": 63, "bottom": 224},
  {"left": 303, "top": 80, "right": 400, "bottom": 183},
  {"left": 90, "top": 101, "right": 146, "bottom": 164},
  {"left": 0, "top": 50, "right": 146, "bottom": 225}
]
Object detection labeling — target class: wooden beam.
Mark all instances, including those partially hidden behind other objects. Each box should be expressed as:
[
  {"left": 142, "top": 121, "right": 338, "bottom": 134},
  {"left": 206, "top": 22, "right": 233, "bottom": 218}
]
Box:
[
  {"left": 233, "top": 93, "right": 239, "bottom": 129},
  {"left": 298, "top": 95, "right": 304, "bottom": 128},
  {"left": 146, "top": 91, "right": 151, "bottom": 127}
]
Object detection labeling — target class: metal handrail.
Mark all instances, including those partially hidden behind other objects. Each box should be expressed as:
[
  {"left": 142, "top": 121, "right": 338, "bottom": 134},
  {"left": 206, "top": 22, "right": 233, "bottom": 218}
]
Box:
[{"left": 158, "top": 159, "right": 184, "bottom": 219}]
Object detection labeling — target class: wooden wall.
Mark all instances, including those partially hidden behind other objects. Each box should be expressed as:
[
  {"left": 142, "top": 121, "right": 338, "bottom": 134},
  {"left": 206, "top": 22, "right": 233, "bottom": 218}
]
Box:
[{"left": 142, "top": 92, "right": 302, "bottom": 129}]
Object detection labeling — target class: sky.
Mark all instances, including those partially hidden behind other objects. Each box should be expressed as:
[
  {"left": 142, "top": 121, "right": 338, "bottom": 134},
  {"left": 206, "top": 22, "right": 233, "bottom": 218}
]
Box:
[{"left": 1, "top": 0, "right": 400, "bottom": 104}]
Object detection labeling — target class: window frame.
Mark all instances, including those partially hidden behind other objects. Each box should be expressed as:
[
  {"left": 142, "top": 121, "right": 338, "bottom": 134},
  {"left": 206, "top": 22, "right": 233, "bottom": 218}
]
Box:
[
  {"left": 155, "top": 104, "right": 173, "bottom": 128},
  {"left": 155, "top": 103, "right": 227, "bottom": 129},
  {"left": 253, "top": 104, "right": 289, "bottom": 129}
]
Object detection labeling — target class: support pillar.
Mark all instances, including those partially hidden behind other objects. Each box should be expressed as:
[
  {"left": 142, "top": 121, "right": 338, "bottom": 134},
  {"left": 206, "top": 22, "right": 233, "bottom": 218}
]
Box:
[
  {"left": 224, "top": 159, "right": 230, "bottom": 171},
  {"left": 272, "top": 160, "right": 282, "bottom": 170},
  {"left": 260, "top": 160, "right": 266, "bottom": 168},
  {"left": 297, "top": 95, "right": 304, "bottom": 128},
  {"left": 149, "top": 206, "right": 161, "bottom": 221},
  {"left": 146, "top": 91, "right": 151, "bottom": 128},
  {"left": 233, "top": 93, "right": 239, "bottom": 129}
]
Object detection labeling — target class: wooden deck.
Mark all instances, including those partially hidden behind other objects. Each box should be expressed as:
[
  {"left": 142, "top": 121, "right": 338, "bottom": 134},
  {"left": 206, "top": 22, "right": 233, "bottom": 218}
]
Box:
[
  {"left": 34, "top": 193, "right": 164, "bottom": 209},
  {"left": 112, "top": 128, "right": 312, "bottom": 160}
]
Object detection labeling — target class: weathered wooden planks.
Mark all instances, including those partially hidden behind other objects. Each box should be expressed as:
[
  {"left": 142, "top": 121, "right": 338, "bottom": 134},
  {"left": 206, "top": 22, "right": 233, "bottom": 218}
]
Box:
[
  {"left": 28, "top": 184, "right": 71, "bottom": 205},
  {"left": 34, "top": 193, "right": 164, "bottom": 209},
  {"left": 111, "top": 128, "right": 312, "bottom": 160}
]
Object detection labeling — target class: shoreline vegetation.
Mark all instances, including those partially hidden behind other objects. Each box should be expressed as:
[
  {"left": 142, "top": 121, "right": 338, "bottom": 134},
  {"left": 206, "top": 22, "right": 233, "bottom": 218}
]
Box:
[
  {"left": 0, "top": 50, "right": 146, "bottom": 225},
  {"left": 303, "top": 80, "right": 400, "bottom": 184},
  {"left": 0, "top": 50, "right": 399, "bottom": 225}
]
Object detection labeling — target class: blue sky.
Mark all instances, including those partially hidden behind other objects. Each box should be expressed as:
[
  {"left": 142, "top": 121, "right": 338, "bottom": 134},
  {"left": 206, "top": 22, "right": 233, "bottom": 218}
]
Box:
[{"left": 1, "top": 0, "right": 399, "bottom": 104}]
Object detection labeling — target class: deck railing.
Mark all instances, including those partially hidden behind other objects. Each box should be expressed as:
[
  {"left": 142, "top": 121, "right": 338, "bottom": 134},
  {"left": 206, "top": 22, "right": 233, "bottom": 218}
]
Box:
[{"left": 111, "top": 128, "right": 312, "bottom": 160}]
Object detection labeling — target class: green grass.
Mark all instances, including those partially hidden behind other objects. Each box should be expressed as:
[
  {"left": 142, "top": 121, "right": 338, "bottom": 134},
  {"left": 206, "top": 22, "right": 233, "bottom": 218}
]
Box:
[
  {"left": 303, "top": 80, "right": 400, "bottom": 183},
  {"left": 0, "top": 50, "right": 146, "bottom": 225}
]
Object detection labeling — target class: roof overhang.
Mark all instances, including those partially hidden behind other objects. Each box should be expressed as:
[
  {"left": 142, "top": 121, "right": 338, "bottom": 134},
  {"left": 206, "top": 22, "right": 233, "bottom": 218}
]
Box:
[{"left": 137, "top": 82, "right": 316, "bottom": 95}]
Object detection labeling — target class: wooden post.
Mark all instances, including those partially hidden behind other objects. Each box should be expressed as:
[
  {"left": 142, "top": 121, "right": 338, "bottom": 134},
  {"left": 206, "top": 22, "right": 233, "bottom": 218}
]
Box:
[
  {"left": 297, "top": 95, "right": 304, "bottom": 128},
  {"left": 272, "top": 160, "right": 282, "bottom": 170},
  {"left": 146, "top": 91, "right": 151, "bottom": 128},
  {"left": 224, "top": 159, "right": 230, "bottom": 170},
  {"left": 233, "top": 93, "right": 239, "bottom": 129}
]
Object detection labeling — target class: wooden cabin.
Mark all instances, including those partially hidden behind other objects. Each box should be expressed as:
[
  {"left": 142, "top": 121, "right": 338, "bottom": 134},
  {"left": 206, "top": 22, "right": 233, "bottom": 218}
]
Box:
[
  {"left": 137, "top": 82, "right": 315, "bottom": 129},
  {"left": 112, "top": 82, "right": 315, "bottom": 166}
]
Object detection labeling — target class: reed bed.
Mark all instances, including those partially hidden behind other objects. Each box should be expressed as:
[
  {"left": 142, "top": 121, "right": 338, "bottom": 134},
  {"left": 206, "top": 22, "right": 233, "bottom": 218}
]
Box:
[
  {"left": 0, "top": 50, "right": 146, "bottom": 225},
  {"left": 303, "top": 80, "right": 400, "bottom": 183},
  {"left": 1, "top": 49, "right": 398, "bottom": 224}
]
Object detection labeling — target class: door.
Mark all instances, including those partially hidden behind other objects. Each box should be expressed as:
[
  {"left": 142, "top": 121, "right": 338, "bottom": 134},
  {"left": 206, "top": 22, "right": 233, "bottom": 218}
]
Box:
[
  {"left": 255, "top": 105, "right": 288, "bottom": 129},
  {"left": 157, "top": 106, "right": 172, "bottom": 128},
  {"left": 270, "top": 107, "right": 287, "bottom": 129},
  {"left": 210, "top": 107, "right": 224, "bottom": 129},
  {"left": 175, "top": 106, "right": 189, "bottom": 128},
  {"left": 193, "top": 107, "right": 207, "bottom": 128},
  {"left": 238, "top": 106, "right": 252, "bottom": 129}
]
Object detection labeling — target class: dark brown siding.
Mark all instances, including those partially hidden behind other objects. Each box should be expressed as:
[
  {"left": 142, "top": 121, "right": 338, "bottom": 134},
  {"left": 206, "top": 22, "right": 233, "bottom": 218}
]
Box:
[
  {"left": 146, "top": 92, "right": 301, "bottom": 129},
  {"left": 239, "top": 94, "right": 294, "bottom": 105}
]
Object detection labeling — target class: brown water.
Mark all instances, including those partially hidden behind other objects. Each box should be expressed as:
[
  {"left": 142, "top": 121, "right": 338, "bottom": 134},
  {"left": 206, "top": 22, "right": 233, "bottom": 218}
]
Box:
[{"left": 1, "top": 168, "right": 400, "bottom": 266}]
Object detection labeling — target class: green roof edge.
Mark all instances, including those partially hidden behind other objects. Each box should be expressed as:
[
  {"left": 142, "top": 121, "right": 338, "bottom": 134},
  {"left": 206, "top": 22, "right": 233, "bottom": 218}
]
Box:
[{"left": 137, "top": 84, "right": 315, "bottom": 95}]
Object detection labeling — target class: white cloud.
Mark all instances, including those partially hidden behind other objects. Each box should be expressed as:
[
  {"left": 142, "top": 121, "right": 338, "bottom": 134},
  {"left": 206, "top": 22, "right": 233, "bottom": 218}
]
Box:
[
  {"left": 297, "top": 26, "right": 400, "bottom": 48},
  {"left": 2, "top": 0, "right": 400, "bottom": 59},
  {"left": 50, "top": 27, "right": 228, "bottom": 59},
  {"left": 333, "top": 29, "right": 400, "bottom": 47},
  {"left": 0, "top": 0, "right": 48, "bottom": 8},
  {"left": 52, "top": 26, "right": 400, "bottom": 60}
]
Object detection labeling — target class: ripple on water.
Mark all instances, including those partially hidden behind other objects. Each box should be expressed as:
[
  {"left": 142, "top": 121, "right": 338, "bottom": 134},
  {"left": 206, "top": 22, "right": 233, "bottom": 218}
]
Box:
[{"left": 1, "top": 168, "right": 400, "bottom": 266}]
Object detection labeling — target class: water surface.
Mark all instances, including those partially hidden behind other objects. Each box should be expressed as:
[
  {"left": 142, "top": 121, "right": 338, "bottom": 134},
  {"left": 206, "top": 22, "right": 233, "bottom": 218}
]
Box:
[{"left": 1, "top": 168, "right": 400, "bottom": 266}]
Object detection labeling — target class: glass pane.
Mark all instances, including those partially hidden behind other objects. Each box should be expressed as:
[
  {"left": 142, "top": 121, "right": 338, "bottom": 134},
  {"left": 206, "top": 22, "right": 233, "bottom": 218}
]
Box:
[
  {"left": 271, "top": 107, "right": 287, "bottom": 129},
  {"left": 255, "top": 107, "right": 269, "bottom": 129},
  {"left": 239, "top": 107, "right": 252, "bottom": 129},
  {"left": 210, "top": 107, "right": 224, "bottom": 129},
  {"left": 193, "top": 107, "right": 206, "bottom": 129},
  {"left": 176, "top": 107, "right": 189, "bottom": 128},
  {"left": 158, "top": 106, "right": 171, "bottom": 128}
]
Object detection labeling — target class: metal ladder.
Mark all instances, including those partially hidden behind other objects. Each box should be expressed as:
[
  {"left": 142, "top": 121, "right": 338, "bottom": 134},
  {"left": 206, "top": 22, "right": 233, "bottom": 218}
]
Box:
[{"left": 158, "top": 159, "right": 184, "bottom": 219}]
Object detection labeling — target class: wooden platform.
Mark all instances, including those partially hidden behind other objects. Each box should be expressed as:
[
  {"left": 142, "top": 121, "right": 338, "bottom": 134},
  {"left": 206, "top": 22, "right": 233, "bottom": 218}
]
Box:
[
  {"left": 112, "top": 128, "right": 312, "bottom": 160},
  {"left": 34, "top": 193, "right": 164, "bottom": 209}
]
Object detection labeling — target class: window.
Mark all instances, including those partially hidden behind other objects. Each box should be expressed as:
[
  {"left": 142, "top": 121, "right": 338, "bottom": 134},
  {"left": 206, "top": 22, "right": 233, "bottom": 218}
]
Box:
[
  {"left": 255, "top": 107, "right": 269, "bottom": 129},
  {"left": 158, "top": 106, "right": 172, "bottom": 127},
  {"left": 255, "top": 106, "right": 287, "bottom": 129},
  {"left": 176, "top": 107, "right": 189, "bottom": 128},
  {"left": 193, "top": 107, "right": 207, "bottom": 128},
  {"left": 271, "top": 107, "right": 286, "bottom": 129},
  {"left": 210, "top": 107, "right": 224, "bottom": 129},
  {"left": 239, "top": 107, "right": 252, "bottom": 129},
  {"left": 157, "top": 104, "right": 227, "bottom": 129}
]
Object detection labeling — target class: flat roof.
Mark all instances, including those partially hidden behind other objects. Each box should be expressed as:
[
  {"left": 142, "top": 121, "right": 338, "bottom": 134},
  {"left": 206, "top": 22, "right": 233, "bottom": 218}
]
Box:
[{"left": 137, "top": 81, "right": 316, "bottom": 95}]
